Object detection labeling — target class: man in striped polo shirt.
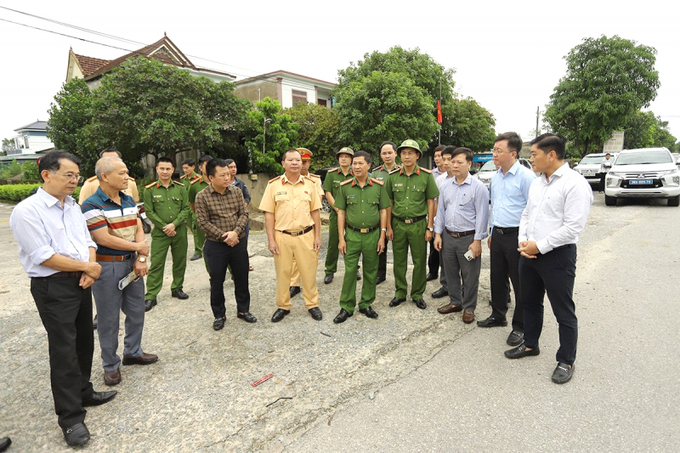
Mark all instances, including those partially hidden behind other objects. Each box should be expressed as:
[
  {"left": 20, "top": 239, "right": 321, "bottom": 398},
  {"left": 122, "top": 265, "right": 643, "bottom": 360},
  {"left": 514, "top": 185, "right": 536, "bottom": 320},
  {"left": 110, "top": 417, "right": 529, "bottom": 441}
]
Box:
[{"left": 81, "top": 157, "right": 158, "bottom": 387}]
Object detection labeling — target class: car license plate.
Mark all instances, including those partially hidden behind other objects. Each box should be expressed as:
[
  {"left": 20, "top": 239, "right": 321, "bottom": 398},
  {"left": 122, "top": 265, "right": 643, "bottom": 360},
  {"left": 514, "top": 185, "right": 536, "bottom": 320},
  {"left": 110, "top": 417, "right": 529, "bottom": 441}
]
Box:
[{"left": 628, "top": 179, "right": 653, "bottom": 185}]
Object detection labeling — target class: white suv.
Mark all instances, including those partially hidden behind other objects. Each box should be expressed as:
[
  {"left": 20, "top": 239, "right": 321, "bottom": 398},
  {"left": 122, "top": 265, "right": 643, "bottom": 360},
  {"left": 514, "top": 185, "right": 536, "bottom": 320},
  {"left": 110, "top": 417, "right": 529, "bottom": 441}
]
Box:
[
  {"left": 574, "top": 153, "right": 608, "bottom": 186},
  {"left": 604, "top": 147, "right": 680, "bottom": 207}
]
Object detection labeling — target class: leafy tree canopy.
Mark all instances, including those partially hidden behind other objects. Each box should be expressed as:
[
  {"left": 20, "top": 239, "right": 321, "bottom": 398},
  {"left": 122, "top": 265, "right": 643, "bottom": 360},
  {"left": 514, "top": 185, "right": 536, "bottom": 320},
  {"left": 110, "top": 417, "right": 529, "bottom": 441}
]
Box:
[
  {"left": 623, "top": 111, "right": 678, "bottom": 151},
  {"left": 286, "top": 102, "right": 341, "bottom": 170},
  {"left": 544, "top": 35, "right": 660, "bottom": 157},
  {"left": 245, "top": 97, "right": 299, "bottom": 175},
  {"left": 433, "top": 97, "right": 496, "bottom": 152}
]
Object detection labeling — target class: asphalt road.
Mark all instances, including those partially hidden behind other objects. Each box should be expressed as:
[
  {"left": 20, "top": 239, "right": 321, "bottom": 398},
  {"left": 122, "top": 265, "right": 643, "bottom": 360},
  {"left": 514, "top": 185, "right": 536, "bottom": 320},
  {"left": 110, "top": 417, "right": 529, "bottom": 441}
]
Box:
[
  {"left": 285, "top": 194, "right": 680, "bottom": 452},
  {"left": 0, "top": 193, "right": 678, "bottom": 452}
]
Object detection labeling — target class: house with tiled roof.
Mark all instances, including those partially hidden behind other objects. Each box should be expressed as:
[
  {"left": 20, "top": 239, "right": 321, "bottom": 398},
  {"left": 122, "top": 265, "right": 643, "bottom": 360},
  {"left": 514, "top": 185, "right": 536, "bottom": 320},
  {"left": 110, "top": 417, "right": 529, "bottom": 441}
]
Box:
[
  {"left": 234, "top": 70, "right": 335, "bottom": 109},
  {"left": 66, "top": 34, "right": 236, "bottom": 87},
  {"left": 4, "top": 120, "right": 54, "bottom": 158}
]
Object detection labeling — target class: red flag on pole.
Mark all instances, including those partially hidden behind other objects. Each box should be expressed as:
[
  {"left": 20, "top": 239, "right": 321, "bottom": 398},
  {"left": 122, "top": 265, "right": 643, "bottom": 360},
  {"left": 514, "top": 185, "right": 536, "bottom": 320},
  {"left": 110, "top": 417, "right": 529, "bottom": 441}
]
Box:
[{"left": 437, "top": 100, "right": 442, "bottom": 124}]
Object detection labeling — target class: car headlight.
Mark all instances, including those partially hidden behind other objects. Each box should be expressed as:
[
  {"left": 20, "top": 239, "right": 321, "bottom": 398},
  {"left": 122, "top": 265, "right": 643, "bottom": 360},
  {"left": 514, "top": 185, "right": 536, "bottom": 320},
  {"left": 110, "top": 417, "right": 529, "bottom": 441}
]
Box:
[{"left": 658, "top": 170, "right": 678, "bottom": 176}]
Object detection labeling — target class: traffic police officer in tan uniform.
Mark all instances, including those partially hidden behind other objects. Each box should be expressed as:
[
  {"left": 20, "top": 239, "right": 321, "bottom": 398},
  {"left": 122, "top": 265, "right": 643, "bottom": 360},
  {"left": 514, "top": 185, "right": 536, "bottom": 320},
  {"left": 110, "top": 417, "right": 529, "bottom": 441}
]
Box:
[
  {"left": 386, "top": 139, "right": 439, "bottom": 310},
  {"left": 289, "top": 148, "right": 324, "bottom": 298},
  {"left": 333, "top": 151, "right": 390, "bottom": 323},
  {"left": 142, "top": 157, "right": 191, "bottom": 312},
  {"left": 259, "top": 149, "right": 323, "bottom": 322},
  {"left": 79, "top": 148, "right": 139, "bottom": 204}
]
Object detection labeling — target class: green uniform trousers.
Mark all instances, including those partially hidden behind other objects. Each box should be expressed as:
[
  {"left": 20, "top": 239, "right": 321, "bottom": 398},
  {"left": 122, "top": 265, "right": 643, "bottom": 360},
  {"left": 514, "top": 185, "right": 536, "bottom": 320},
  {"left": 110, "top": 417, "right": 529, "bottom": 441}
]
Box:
[
  {"left": 339, "top": 229, "right": 380, "bottom": 313},
  {"left": 144, "top": 226, "right": 188, "bottom": 300},
  {"left": 392, "top": 219, "right": 427, "bottom": 300},
  {"left": 324, "top": 211, "right": 340, "bottom": 274}
]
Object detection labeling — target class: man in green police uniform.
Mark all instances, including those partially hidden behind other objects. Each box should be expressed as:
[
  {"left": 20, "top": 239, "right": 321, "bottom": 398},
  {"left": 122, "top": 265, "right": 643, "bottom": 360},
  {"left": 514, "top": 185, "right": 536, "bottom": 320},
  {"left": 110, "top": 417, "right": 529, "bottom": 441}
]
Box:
[
  {"left": 333, "top": 151, "right": 390, "bottom": 323},
  {"left": 188, "top": 155, "right": 212, "bottom": 261},
  {"left": 386, "top": 139, "right": 439, "bottom": 310},
  {"left": 143, "top": 157, "right": 191, "bottom": 312},
  {"left": 323, "top": 147, "right": 358, "bottom": 284},
  {"left": 371, "top": 141, "right": 400, "bottom": 285}
]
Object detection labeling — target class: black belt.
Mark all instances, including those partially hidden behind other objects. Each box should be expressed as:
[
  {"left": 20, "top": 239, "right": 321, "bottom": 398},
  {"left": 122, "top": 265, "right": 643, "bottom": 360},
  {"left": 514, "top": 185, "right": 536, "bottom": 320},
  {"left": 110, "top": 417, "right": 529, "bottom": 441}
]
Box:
[
  {"left": 47, "top": 271, "right": 84, "bottom": 278},
  {"left": 347, "top": 224, "right": 379, "bottom": 234},
  {"left": 446, "top": 229, "right": 475, "bottom": 238},
  {"left": 280, "top": 225, "right": 314, "bottom": 236},
  {"left": 552, "top": 244, "right": 576, "bottom": 252},
  {"left": 493, "top": 226, "right": 519, "bottom": 235},
  {"left": 393, "top": 215, "right": 426, "bottom": 224}
]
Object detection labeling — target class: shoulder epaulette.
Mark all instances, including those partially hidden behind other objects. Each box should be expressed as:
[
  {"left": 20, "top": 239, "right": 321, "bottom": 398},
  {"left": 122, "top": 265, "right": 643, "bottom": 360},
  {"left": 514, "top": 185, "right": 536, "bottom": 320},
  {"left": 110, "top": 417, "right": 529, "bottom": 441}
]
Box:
[
  {"left": 145, "top": 181, "right": 158, "bottom": 189},
  {"left": 128, "top": 177, "right": 136, "bottom": 181},
  {"left": 339, "top": 179, "right": 353, "bottom": 186},
  {"left": 173, "top": 180, "right": 185, "bottom": 187},
  {"left": 268, "top": 175, "right": 283, "bottom": 183},
  {"left": 389, "top": 168, "right": 401, "bottom": 175},
  {"left": 86, "top": 175, "right": 97, "bottom": 182},
  {"left": 370, "top": 178, "right": 384, "bottom": 186},
  {"left": 327, "top": 167, "right": 340, "bottom": 174},
  {"left": 420, "top": 167, "right": 432, "bottom": 174},
  {"left": 190, "top": 176, "right": 203, "bottom": 185},
  {"left": 309, "top": 173, "right": 321, "bottom": 179}
]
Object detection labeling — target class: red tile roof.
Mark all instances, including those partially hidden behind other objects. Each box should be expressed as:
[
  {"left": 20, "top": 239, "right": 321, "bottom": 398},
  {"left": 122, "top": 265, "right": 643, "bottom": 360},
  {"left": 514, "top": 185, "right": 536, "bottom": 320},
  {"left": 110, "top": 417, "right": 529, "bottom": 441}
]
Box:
[{"left": 74, "top": 54, "right": 110, "bottom": 77}]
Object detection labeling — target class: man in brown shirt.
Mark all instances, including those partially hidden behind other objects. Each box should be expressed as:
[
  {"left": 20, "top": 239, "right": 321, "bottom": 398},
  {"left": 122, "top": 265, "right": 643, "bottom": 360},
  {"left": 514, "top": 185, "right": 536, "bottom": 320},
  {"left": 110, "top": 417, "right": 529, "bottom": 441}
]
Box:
[
  {"left": 259, "top": 149, "right": 323, "bottom": 322},
  {"left": 195, "top": 158, "right": 255, "bottom": 330}
]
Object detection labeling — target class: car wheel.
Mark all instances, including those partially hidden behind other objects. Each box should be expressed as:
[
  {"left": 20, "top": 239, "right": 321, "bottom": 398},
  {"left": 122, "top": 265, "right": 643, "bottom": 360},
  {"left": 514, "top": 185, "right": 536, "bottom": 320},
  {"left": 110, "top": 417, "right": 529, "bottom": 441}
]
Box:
[
  {"left": 604, "top": 195, "right": 617, "bottom": 206},
  {"left": 321, "top": 197, "right": 332, "bottom": 213},
  {"left": 668, "top": 195, "right": 680, "bottom": 207}
]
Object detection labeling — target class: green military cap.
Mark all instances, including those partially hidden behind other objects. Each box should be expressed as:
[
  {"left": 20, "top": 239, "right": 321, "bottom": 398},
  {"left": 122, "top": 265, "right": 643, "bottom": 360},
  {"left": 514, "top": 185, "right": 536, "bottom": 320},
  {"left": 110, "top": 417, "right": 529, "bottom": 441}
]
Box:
[
  {"left": 397, "top": 139, "right": 422, "bottom": 155},
  {"left": 336, "top": 147, "right": 355, "bottom": 157}
]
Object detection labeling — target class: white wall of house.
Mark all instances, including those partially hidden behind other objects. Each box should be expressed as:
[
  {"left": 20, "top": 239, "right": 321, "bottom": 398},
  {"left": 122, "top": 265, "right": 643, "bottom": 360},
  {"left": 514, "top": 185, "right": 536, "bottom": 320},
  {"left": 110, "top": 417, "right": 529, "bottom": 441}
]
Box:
[{"left": 11, "top": 132, "right": 54, "bottom": 155}]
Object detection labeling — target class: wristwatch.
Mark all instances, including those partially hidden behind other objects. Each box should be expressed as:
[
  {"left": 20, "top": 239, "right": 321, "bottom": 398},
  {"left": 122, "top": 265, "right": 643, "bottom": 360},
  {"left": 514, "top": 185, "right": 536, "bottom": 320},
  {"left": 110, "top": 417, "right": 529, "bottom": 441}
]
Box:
[
  {"left": 381, "top": 228, "right": 387, "bottom": 232},
  {"left": 427, "top": 227, "right": 434, "bottom": 232},
  {"left": 137, "top": 256, "right": 147, "bottom": 263}
]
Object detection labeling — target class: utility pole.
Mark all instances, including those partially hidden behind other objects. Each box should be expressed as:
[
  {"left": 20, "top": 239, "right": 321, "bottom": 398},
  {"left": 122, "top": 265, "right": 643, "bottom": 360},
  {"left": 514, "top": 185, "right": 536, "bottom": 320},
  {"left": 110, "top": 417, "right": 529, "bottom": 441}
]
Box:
[{"left": 535, "top": 106, "right": 540, "bottom": 138}]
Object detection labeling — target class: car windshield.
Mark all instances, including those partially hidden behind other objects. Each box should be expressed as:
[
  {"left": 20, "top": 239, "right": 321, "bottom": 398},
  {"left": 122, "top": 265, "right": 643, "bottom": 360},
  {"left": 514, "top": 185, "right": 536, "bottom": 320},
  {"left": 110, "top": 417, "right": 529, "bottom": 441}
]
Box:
[
  {"left": 579, "top": 155, "right": 604, "bottom": 164},
  {"left": 480, "top": 161, "right": 498, "bottom": 171},
  {"left": 615, "top": 151, "right": 672, "bottom": 165}
]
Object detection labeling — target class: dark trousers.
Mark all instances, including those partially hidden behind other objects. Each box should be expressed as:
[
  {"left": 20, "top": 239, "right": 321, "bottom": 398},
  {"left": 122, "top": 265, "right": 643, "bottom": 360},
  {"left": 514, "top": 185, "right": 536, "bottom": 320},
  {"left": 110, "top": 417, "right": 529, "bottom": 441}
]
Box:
[
  {"left": 490, "top": 228, "right": 523, "bottom": 331},
  {"left": 428, "top": 240, "right": 440, "bottom": 276},
  {"left": 378, "top": 237, "right": 390, "bottom": 279},
  {"left": 204, "top": 239, "right": 250, "bottom": 318},
  {"left": 520, "top": 244, "right": 578, "bottom": 365},
  {"left": 30, "top": 276, "right": 94, "bottom": 429}
]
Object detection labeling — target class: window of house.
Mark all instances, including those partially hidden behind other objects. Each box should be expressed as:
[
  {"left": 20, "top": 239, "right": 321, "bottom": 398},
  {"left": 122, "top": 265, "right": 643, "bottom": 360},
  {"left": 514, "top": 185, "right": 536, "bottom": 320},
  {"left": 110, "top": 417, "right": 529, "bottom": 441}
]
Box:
[
  {"left": 292, "top": 90, "right": 307, "bottom": 106},
  {"left": 317, "top": 99, "right": 327, "bottom": 107}
]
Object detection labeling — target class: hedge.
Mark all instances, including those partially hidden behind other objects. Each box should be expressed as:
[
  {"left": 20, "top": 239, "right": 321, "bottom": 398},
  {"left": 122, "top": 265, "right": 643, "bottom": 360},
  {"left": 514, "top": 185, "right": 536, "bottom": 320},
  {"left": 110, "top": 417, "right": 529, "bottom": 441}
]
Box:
[{"left": 0, "top": 184, "right": 81, "bottom": 203}]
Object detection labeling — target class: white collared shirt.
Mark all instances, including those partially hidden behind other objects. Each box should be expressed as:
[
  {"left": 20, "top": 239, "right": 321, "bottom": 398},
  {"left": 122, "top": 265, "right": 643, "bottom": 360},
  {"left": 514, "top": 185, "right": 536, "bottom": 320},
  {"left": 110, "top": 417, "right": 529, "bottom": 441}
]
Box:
[
  {"left": 10, "top": 187, "right": 96, "bottom": 277},
  {"left": 519, "top": 163, "right": 593, "bottom": 254}
]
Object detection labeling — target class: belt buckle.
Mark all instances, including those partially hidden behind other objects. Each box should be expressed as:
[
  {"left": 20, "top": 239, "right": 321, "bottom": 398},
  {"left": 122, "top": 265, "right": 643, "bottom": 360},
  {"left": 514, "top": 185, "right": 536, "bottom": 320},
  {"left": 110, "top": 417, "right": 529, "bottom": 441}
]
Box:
[
  {"left": 359, "top": 228, "right": 369, "bottom": 233},
  {"left": 497, "top": 228, "right": 504, "bottom": 235},
  {"left": 291, "top": 230, "right": 300, "bottom": 236},
  {"left": 404, "top": 219, "right": 413, "bottom": 224}
]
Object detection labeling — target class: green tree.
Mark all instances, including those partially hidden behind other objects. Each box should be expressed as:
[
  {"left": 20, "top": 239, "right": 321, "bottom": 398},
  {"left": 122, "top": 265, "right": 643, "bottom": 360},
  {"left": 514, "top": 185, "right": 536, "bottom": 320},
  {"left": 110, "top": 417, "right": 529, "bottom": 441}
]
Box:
[
  {"left": 245, "top": 97, "right": 299, "bottom": 175},
  {"left": 2, "top": 138, "right": 15, "bottom": 155},
  {"left": 545, "top": 35, "right": 660, "bottom": 157},
  {"left": 622, "top": 111, "right": 677, "bottom": 151},
  {"left": 287, "top": 102, "right": 341, "bottom": 169},
  {"left": 434, "top": 97, "right": 496, "bottom": 151}
]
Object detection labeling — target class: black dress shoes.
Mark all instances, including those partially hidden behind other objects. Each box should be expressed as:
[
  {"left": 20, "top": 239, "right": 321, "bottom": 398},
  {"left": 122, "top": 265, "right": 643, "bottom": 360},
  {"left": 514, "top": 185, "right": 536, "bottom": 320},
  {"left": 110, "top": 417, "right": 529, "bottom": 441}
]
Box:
[
  {"left": 271, "top": 308, "right": 290, "bottom": 322},
  {"left": 62, "top": 422, "right": 90, "bottom": 447},
  {"left": 190, "top": 253, "right": 202, "bottom": 261},
  {"left": 376, "top": 275, "right": 386, "bottom": 285},
  {"left": 506, "top": 330, "right": 524, "bottom": 346},
  {"left": 171, "top": 289, "right": 189, "bottom": 299},
  {"left": 552, "top": 362, "right": 575, "bottom": 384},
  {"left": 412, "top": 298, "right": 427, "bottom": 309},
  {"left": 213, "top": 316, "right": 226, "bottom": 330},
  {"left": 426, "top": 272, "right": 438, "bottom": 281},
  {"left": 308, "top": 307, "right": 323, "bottom": 320},
  {"left": 431, "top": 287, "right": 448, "bottom": 298},
  {"left": 389, "top": 297, "right": 406, "bottom": 307},
  {"left": 356, "top": 272, "right": 362, "bottom": 281},
  {"left": 289, "top": 286, "right": 301, "bottom": 298},
  {"left": 324, "top": 274, "right": 334, "bottom": 284},
  {"left": 504, "top": 343, "right": 540, "bottom": 359},
  {"left": 0, "top": 437, "right": 11, "bottom": 452},
  {"left": 477, "top": 316, "right": 508, "bottom": 327},
  {"left": 92, "top": 314, "right": 98, "bottom": 330},
  {"left": 82, "top": 390, "right": 118, "bottom": 407},
  {"left": 333, "top": 308, "right": 352, "bottom": 324},
  {"left": 238, "top": 312, "right": 257, "bottom": 323},
  {"left": 359, "top": 306, "right": 379, "bottom": 318},
  {"left": 122, "top": 352, "right": 159, "bottom": 365},
  {"left": 144, "top": 299, "right": 157, "bottom": 312}
]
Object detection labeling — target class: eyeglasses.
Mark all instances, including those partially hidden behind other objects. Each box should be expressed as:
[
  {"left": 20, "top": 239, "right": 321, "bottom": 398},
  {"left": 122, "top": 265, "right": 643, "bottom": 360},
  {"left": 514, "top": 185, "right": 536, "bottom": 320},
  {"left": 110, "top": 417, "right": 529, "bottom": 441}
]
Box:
[
  {"left": 492, "top": 149, "right": 507, "bottom": 155},
  {"left": 56, "top": 172, "right": 84, "bottom": 183}
]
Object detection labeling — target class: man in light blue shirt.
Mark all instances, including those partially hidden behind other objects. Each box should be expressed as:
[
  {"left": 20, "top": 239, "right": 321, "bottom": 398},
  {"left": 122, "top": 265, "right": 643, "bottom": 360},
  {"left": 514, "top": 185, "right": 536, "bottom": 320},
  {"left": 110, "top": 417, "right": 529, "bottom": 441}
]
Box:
[
  {"left": 10, "top": 151, "right": 117, "bottom": 447},
  {"left": 478, "top": 132, "right": 535, "bottom": 347},
  {"left": 433, "top": 146, "right": 489, "bottom": 323}
]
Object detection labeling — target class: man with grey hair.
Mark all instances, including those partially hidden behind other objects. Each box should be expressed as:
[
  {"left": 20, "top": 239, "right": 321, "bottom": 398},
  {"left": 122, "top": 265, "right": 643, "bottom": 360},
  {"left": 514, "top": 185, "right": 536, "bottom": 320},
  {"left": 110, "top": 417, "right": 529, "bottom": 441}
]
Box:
[{"left": 81, "top": 157, "right": 158, "bottom": 387}]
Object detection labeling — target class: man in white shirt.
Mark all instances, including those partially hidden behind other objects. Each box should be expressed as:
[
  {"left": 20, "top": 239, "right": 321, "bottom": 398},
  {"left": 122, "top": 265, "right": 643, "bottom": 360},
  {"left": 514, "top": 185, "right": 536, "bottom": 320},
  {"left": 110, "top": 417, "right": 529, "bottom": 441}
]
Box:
[{"left": 504, "top": 134, "right": 593, "bottom": 385}]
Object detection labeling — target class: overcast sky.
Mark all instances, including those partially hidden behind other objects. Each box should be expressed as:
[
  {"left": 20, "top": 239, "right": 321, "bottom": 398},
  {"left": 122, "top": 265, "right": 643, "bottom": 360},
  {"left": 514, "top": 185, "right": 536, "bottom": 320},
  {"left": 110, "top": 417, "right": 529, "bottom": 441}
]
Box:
[{"left": 1, "top": 0, "right": 679, "bottom": 150}]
